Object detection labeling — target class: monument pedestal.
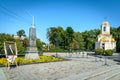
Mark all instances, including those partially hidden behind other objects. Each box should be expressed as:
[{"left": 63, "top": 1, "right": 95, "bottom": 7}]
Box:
[{"left": 25, "top": 47, "right": 39, "bottom": 59}]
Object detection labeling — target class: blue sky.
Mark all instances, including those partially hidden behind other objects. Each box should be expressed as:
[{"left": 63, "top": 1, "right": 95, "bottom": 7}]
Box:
[{"left": 0, "top": 0, "right": 120, "bottom": 43}]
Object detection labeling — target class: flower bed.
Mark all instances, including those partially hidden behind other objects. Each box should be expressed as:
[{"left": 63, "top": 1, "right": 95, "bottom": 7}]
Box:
[{"left": 0, "top": 56, "right": 64, "bottom": 66}]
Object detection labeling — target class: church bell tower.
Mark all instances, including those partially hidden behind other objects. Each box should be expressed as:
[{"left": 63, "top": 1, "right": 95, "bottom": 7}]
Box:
[{"left": 101, "top": 20, "right": 110, "bottom": 35}]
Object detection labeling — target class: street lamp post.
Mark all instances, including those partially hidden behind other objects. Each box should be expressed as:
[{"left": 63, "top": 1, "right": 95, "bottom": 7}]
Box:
[
  {"left": 104, "top": 52, "right": 109, "bottom": 65},
  {"left": 100, "top": 54, "right": 102, "bottom": 62},
  {"left": 82, "top": 51, "right": 84, "bottom": 58},
  {"left": 55, "top": 41, "right": 58, "bottom": 58},
  {"left": 95, "top": 52, "right": 98, "bottom": 62},
  {"left": 103, "top": 45, "right": 109, "bottom": 66}
]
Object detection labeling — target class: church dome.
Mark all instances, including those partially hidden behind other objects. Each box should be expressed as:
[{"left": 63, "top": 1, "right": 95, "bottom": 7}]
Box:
[
  {"left": 100, "top": 37, "right": 109, "bottom": 42},
  {"left": 102, "top": 21, "right": 110, "bottom": 25},
  {"left": 111, "top": 38, "right": 115, "bottom": 42}
]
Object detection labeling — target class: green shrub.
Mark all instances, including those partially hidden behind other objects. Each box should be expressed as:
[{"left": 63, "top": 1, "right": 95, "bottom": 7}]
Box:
[
  {"left": 49, "top": 46, "right": 63, "bottom": 52},
  {"left": 105, "top": 49, "right": 114, "bottom": 56},
  {"left": 95, "top": 48, "right": 104, "bottom": 55}
]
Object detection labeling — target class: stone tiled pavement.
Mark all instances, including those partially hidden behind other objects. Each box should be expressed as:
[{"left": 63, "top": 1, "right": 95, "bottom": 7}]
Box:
[
  {"left": 0, "top": 68, "right": 6, "bottom": 80},
  {"left": 1, "top": 53, "right": 120, "bottom": 80}
]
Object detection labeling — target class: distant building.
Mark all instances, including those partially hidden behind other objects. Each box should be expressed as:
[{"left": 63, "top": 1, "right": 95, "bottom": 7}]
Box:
[
  {"left": 14, "top": 35, "right": 26, "bottom": 40},
  {"left": 21, "top": 36, "right": 26, "bottom": 40},
  {"left": 13, "top": 35, "right": 19, "bottom": 39},
  {"left": 95, "top": 20, "right": 116, "bottom": 51}
]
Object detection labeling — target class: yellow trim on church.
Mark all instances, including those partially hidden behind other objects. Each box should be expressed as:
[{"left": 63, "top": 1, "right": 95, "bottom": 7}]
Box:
[
  {"left": 111, "top": 38, "right": 115, "bottom": 42},
  {"left": 100, "top": 37, "right": 109, "bottom": 42},
  {"left": 100, "top": 37, "right": 115, "bottom": 42}
]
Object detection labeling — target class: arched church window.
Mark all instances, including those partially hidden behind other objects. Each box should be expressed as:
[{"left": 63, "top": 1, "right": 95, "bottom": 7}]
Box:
[{"left": 103, "top": 26, "right": 106, "bottom": 31}]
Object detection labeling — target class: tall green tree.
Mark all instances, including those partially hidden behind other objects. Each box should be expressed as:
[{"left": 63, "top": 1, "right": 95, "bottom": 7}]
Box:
[
  {"left": 16, "top": 39, "right": 25, "bottom": 54},
  {"left": 111, "top": 27, "right": 120, "bottom": 52},
  {"left": 0, "top": 33, "right": 15, "bottom": 54},
  {"left": 36, "top": 39, "right": 43, "bottom": 52},
  {"left": 65, "top": 27, "right": 74, "bottom": 49},
  {"left": 22, "top": 38, "right": 29, "bottom": 48},
  {"left": 47, "top": 27, "right": 59, "bottom": 46},
  {"left": 57, "top": 26, "right": 65, "bottom": 49},
  {"left": 17, "top": 29, "right": 26, "bottom": 37},
  {"left": 82, "top": 29, "right": 100, "bottom": 51},
  {"left": 74, "top": 32, "right": 84, "bottom": 51},
  {"left": 47, "top": 26, "right": 74, "bottom": 51},
  {"left": 16, "top": 29, "right": 28, "bottom": 53},
  {"left": 70, "top": 38, "right": 79, "bottom": 50}
]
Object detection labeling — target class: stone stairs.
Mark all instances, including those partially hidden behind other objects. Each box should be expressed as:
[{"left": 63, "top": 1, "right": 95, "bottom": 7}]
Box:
[
  {"left": 83, "top": 66, "right": 120, "bottom": 80},
  {"left": 59, "top": 65, "right": 120, "bottom": 80},
  {"left": 106, "top": 72, "right": 120, "bottom": 80}
]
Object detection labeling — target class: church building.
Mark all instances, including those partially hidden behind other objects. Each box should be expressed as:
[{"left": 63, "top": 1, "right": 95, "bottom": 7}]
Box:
[{"left": 95, "top": 20, "right": 116, "bottom": 51}]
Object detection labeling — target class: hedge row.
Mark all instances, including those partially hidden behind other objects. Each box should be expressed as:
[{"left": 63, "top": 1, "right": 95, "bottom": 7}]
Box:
[{"left": 95, "top": 48, "right": 114, "bottom": 56}]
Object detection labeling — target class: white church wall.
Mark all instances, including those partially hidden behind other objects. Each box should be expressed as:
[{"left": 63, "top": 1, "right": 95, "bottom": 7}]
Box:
[{"left": 95, "top": 20, "right": 116, "bottom": 51}]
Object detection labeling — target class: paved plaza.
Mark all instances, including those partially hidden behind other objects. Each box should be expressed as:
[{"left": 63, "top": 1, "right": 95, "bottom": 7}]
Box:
[{"left": 1, "top": 52, "right": 120, "bottom": 80}]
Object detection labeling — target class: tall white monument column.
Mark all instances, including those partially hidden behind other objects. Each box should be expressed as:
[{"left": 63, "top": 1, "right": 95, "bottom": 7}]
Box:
[{"left": 25, "top": 16, "right": 39, "bottom": 59}]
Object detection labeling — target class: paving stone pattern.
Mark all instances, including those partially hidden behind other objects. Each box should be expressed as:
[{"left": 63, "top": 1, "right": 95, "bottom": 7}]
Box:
[{"left": 2, "top": 53, "right": 120, "bottom": 80}]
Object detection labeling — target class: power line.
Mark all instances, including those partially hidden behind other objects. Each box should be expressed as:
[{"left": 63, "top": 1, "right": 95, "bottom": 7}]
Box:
[
  {"left": 0, "top": 4, "right": 47, "bottom": 42},
  {"left": 0, "top": 4, "right": 30, "bottom": 24}
]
